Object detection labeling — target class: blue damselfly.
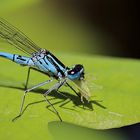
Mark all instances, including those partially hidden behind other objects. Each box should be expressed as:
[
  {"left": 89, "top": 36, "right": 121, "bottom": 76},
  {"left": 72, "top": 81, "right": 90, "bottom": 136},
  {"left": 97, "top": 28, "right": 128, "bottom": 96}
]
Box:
[{"left": 0, "top": 18, "right": 91, "bottom": 121}]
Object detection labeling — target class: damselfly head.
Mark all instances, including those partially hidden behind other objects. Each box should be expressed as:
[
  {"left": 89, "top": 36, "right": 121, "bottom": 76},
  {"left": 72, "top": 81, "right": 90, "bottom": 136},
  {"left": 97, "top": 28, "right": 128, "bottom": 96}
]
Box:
[
  {"left": 67, "top": 64, "right": 91, "bottom": 102},
  {"left": 67, "top": 64, "right": 85, "bottom": 81}
]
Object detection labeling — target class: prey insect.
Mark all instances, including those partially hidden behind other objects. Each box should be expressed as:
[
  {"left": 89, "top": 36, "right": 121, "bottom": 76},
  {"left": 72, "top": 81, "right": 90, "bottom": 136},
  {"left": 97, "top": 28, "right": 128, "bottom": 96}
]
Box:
[{"left": 0, "top": 18, "right": 91, "bottom": 121}]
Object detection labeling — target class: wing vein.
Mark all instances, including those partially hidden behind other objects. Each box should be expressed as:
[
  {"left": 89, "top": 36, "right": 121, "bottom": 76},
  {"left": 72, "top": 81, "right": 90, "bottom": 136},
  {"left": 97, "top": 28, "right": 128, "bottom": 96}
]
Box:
[{"left": 0, "top": 18, "right": 41, "bottom": 55}]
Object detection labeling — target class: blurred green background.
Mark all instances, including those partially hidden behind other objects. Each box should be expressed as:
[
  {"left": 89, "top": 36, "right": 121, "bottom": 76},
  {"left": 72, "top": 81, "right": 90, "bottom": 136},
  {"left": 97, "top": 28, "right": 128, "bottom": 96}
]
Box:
[
  {"left": 0, "top": 0, "right": 98, "bottom": 55},
  {"left": 0, "top": 0, "right": 138, "bottom": 57},
  {"left": 0, "top": 0, "right": 139, "bottom": 140}
]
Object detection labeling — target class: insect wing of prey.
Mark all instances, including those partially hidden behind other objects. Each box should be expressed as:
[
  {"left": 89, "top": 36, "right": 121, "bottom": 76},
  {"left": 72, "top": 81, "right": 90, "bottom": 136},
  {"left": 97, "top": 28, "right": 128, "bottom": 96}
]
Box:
[
  {"left": 68, "top": 78, "right": 91, "bottom": 102},
  {"left": 0, "top": 18, "right": 41, "bottom": 55}
]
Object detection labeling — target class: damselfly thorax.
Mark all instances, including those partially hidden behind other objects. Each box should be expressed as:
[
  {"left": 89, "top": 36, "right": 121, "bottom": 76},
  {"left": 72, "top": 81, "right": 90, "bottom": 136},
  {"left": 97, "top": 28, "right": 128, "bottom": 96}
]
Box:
[{"left": 30, "top": 49, "right": 66, "bottom": 79}]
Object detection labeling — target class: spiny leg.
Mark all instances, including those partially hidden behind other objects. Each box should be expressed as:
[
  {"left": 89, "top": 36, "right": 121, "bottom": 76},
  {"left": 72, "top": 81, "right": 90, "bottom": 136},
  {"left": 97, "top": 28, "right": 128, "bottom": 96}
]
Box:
[
  {"left": 44, "top": 79, "right": 66, "bottom": 96},
  {"left": 12, "top": 90, "right": 28, "bottom": 121},
  {"left": 24, "top": 67, "right": 31, "bottom": 90},
  {"left": 24, "top": 67, "right": 50, "bottom": 90},
  {"left": 44, "top": 96, "right": 62, "bottom": 121},
  {"left": 25, "top": 79, "right": 53, "bottom": 93},
  {"left": 12, "top": 79, "right": 53, "bottom": 122},
  {"left": 43, "top": 79, "right": 67, "bottom": 121}
]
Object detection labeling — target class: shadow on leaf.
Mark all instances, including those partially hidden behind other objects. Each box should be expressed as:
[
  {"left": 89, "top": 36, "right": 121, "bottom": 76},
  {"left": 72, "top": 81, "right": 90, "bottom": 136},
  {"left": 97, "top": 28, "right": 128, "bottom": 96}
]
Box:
[{"left": 0, "top": 82, "right": 106, "bottom": 121}]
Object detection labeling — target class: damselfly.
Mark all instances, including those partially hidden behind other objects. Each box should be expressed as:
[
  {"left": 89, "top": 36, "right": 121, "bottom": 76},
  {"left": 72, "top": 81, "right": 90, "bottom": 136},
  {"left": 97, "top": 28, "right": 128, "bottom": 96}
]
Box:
[{"left": 0, "top": 18, "right": 91, "bottom": 121}]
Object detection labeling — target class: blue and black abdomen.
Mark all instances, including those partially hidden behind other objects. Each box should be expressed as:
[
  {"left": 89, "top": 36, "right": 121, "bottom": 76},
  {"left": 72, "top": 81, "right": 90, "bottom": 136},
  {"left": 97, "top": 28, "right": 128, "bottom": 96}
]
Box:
[{"left": 0, "top": 52, "right": 34, "bottom": 66}]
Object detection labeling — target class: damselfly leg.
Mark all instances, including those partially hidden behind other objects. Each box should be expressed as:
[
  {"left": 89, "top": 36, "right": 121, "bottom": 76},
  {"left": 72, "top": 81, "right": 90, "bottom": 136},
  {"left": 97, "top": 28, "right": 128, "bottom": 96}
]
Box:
[
  {"left": 44, "top": 79, "right": 67, "bottom": 96},
  {"left": 12, "top": 79, "right": 53, "bottom": 121},
  {"left": 23, "top": 67, "right": 71, "bottom": 121},
  {"left": 43, "top": 79, "right": 67, "bottom": 121},
  {"left": 13, "top": 77, "right": 67, "bottom": 122},
  {"left": 25, "top": 67, "right": 51, "bottom": 90},
  {"left": 24, "top": 67, "right": 31, "bottom": 90},
  {"left": 26, "top": 67, "right": 75, "bottom": 100}
]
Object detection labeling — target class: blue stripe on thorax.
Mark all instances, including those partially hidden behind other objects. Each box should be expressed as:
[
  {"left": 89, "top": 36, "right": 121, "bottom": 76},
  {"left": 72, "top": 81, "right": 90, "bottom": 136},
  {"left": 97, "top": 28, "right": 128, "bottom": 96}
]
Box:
[
  {"left": 33, "top": 56, "right": 59, "bottom": 77},
  {"left": 47, "top": 53, "right": 66, "bottom": 75}
]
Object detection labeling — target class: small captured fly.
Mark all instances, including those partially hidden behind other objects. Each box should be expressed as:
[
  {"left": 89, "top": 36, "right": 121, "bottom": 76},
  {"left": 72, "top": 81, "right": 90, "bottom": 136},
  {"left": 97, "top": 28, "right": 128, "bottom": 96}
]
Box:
[{"left": 0, "top": 18, "right": 91, "bottom": 121}]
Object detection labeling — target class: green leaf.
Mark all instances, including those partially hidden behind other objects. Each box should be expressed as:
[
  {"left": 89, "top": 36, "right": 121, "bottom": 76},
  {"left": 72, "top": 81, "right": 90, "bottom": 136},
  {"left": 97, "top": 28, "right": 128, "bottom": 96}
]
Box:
[
  {"left": 0, "top": 53, "right": 140, "bottom": 139},
  {"left": 60, "top": 54, "right": 140, "bottom": 129}
]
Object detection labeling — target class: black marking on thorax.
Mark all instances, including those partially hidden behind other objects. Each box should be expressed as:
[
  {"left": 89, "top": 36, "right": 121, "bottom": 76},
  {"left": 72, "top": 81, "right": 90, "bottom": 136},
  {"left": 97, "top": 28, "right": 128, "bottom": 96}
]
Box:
[
  {"left": 46, "top": 52, "right": 65, "bottom": 77},
  {"left": 43, "top": 56, "right": 48, "bottom": 65},
  {"left": 48, "top": 52, "right": 65, "bottom": 68},
  {"left": 38, "top": 60, "right": 42, "bottom": 64}
]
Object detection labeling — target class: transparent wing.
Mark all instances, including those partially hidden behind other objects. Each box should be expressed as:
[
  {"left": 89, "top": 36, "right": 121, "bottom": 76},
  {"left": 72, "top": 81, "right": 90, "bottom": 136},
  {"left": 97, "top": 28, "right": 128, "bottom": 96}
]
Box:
[
  {"left": 73, "top": 79, "right": 91, "bottom": 102},
  {"left": 83, "top": 73, "right": 103, "bottom": 91},
  {"left": 68, "top": 74, "right": 102, "bottom": 102},
  {"left": 0, "top": 18, "right": 41, "bottom": 55}
]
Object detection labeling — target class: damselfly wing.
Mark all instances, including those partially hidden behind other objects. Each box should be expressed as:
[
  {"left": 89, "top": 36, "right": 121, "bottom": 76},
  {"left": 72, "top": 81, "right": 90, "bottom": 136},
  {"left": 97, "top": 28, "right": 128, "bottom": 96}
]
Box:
[
  {"left": 0, "top": 18, "right": 41, "bottom": 55},
  {"left": 68, "top": 74, "right": 102, "bottom": 102}
]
